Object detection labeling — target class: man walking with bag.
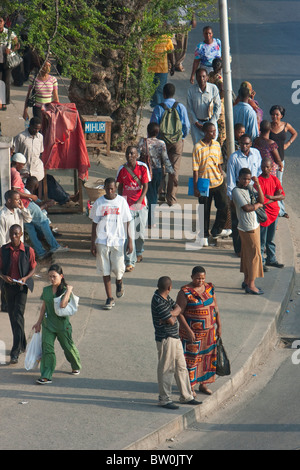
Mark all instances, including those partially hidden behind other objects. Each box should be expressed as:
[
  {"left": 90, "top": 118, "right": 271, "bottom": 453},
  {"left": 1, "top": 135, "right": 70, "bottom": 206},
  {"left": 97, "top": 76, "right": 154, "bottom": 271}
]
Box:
[
  {"left": 150, "top": 83, "right": 190, "bottom": 206},
  {"left": 0, "top": 224, "right": 36, "bottom": 364},
  {"left": 116, "top": 146, "right": 149, "bottom": 272}
]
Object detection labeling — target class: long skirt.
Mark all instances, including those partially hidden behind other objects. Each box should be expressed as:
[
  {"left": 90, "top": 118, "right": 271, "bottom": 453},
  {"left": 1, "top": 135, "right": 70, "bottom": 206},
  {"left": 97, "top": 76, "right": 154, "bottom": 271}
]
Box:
[
  {"left": 182, "top": 326, "right": 217, "bottom": 387},
  {"left": 239, "top": 226, "right": 264, "bottom": 280}
]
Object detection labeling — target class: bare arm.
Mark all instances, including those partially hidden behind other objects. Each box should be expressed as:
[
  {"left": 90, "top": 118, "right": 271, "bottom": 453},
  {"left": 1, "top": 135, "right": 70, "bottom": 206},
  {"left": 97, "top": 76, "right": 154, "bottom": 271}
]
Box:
[
  {"left": 32, "top": 301, "right": 46, "bottom": 332},
  {"left": 284, "top": 122, "right": 298, "bottom": 150}
]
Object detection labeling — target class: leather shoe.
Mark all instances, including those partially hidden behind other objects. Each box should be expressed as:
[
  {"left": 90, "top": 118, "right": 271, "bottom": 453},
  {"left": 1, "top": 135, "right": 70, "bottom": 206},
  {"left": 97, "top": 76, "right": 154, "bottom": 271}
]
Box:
[
  {"left": 263, "top": 265, "right": 270, "bottom": 272},
  {"left": 265, "top": 261, "right": 284, "bottom": 268},
  {"left": 161, "top": 402, "right": 179, "bottom": 410},
  {"left": 245, "top": 286, "right": 264, "bottom": 295},
  {"left": 184, "top": 399, "right": 202, "bottom": 405}
]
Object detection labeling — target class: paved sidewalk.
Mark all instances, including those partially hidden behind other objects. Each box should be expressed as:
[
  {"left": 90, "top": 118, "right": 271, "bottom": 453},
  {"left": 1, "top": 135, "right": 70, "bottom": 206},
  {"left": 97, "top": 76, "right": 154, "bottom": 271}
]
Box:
[{"left": 0, "top": 74, "right": 295, "bottom": 450}]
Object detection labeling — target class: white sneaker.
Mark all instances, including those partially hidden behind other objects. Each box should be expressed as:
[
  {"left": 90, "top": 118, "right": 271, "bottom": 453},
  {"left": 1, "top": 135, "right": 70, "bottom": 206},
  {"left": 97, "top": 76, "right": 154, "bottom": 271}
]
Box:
[
  {"left": 51, "top": 245, "right": 70, "bottom": 253},
  {"left": 202, "top": 237, "right": 209, "bottom": 246},
  {"left": 213, "top": 229, "right": 232, "bottom": 239}
]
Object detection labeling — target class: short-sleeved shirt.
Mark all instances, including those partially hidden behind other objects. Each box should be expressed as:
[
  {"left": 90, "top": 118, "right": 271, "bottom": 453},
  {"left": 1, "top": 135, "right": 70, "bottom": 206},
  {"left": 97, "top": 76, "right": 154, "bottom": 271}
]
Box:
[
  {"left": 11, "top": 167, "right": 30, "bottom": 208},
  {"left": 13, "top": 130, "right": 44, "bottom": 181},
  {"left": 151, "top": 290, "right": 179, "bottom": 342},
  {"left": 137, "top": 137, "right": 174, "bottom": 173},
  {"left": 89, "top": 194, "right": 132, "bottom": 246},
  {"left": 28, "top": 74, "right": 58, "bottom": 107},
  {"left": 0, "top": 242, "right": 36, "bottom": 279},
  {"left": 116, "top": 162, "right": 150, "bottom": 209},
  {"left": 148, "top": 36, "right": 174, "bottom": 74},
  {"left": 258, "top": 174, "right": 285, "bottom": 227},
  {"left": 41, "top": 285, "right": 71, "bottom": 333},
  {"left": 192, "top": 139, "right": 223, "bottom": 188},
  {"left": 0, "top": 27, "right": 17, "bottom": 63},
  {"left": 232, "top": 186, "right": 259, "bottom": 232},
  {"left": 194, "top": 38, "right": 221, "bottom": 68}
]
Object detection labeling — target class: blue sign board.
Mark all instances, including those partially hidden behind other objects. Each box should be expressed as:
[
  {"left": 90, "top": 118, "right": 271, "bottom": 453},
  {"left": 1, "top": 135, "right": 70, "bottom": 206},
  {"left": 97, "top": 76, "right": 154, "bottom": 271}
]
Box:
[{"left": 84, "top": 121, "right": 106, "bottom": 134}]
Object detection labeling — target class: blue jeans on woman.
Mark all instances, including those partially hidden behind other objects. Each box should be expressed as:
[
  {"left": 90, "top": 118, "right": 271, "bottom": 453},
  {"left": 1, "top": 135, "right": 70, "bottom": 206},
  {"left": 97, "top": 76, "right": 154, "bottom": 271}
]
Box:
[
  {"left": 24, "top": 201, "right": 60, "bottom": 258},
  {"left": 147, "top": 168, "right": 162, "bottom": 226}
]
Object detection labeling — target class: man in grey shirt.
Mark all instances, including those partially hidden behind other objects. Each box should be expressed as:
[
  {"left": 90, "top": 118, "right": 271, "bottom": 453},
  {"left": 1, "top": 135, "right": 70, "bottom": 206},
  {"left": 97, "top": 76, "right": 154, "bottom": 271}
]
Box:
[{"left": 187, "top": 67, "right": 221, "bottom": 145}]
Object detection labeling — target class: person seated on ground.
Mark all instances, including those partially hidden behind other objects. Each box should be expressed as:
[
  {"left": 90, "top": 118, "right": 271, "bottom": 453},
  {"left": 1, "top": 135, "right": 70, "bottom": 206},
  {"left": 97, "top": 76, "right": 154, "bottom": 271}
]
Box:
[
  {"left": 23, "top": 176, "right": 69, "bottom": 259},
  {"left": 11, "top": 157, "right": 69, "bottom": 260}
]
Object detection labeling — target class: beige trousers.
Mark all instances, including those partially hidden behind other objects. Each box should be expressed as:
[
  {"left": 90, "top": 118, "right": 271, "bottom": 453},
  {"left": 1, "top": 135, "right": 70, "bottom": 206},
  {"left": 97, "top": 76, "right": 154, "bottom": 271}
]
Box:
[{"left": 156, "top": 337, "right": 193, "bottom": 405}]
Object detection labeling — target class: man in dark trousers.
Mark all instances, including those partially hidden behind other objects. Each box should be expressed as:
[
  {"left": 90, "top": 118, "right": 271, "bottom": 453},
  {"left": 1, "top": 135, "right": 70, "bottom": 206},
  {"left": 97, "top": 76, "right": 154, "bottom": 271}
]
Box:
[{"left": 0, "top": 224, "right": 36, "bottom": 364}]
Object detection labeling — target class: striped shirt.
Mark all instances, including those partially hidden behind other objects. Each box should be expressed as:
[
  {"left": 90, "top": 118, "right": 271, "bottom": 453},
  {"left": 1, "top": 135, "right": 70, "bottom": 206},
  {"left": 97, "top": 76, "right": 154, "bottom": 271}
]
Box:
[
  {"left": 29, "top": 74, "right": 58, "bottom": 107},
  {"left": 192, "top": 139, "right": 223, "bottom": 188},
  {"left": 151, "top": 290, "right": 179, "bottom": 342}
]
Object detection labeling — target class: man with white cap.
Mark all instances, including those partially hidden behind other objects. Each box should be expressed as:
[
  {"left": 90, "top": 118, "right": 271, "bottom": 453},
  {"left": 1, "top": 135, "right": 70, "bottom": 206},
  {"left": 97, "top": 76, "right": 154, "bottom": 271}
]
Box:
[{"left": 10, "top": 153, "right": 69, "bottom": 259}]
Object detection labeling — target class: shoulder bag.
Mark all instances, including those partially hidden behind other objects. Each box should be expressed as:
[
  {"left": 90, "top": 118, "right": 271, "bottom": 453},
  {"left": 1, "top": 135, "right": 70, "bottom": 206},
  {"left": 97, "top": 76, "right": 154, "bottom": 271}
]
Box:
[
  {"left": 139, "top": 138, "right": 152, "bottom": 178},
  {"left": 248, "top": 186, "right": 267, "bottom": 223},
  {"left": 216, "top": 337, "right": 231, "bottom": 376},
  {"left": 5, "top": 31, "right": 23, "bottom": 69},
  {"left": 53, "top": 292, "right": 79, "bottom": 317}
]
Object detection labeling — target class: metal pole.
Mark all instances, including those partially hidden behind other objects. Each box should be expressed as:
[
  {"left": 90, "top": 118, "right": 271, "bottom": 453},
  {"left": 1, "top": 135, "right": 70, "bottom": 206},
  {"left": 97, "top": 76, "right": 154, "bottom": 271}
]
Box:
[{"left": 219, "top": 0, "right": 235, "bottom": 157}]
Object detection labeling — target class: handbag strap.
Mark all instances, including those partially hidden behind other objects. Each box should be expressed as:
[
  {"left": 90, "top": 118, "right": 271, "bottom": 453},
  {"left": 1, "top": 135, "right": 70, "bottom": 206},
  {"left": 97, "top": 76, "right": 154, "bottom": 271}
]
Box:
[{"left": 124, "top": 164, "right": 142, "bottom": 187}]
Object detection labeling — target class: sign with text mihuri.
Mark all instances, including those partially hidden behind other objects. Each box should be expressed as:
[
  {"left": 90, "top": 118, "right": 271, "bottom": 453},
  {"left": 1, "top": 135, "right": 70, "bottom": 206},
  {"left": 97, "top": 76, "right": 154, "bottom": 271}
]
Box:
[{"left": 84, "top": 121, "right": 106, "bottom": 134}]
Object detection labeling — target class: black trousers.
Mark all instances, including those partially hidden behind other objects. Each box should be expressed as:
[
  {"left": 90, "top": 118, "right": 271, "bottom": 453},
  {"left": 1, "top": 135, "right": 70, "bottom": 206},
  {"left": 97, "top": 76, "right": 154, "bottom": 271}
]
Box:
[
  {"left": 4, "top": 284, "right": 28, "bottom": 358},
  {"left": 0, "top": 62, "right": 11, "bottom": 104},
  {"left": 198, "top": 180, "right": 228, "bottom": 238}
]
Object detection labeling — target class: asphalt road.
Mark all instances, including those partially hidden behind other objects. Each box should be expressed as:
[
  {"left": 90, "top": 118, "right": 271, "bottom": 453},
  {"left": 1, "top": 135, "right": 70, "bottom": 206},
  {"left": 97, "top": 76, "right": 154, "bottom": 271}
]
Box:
[{"left": 158, "top": 0, "right": 300, "bottom": 451}]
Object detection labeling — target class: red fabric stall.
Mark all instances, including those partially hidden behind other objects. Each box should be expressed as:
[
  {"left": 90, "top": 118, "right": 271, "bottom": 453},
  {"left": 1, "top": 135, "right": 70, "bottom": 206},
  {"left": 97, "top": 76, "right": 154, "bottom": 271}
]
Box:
[{"left": 41, "top": 102, "right": 90, "bottom": 180}]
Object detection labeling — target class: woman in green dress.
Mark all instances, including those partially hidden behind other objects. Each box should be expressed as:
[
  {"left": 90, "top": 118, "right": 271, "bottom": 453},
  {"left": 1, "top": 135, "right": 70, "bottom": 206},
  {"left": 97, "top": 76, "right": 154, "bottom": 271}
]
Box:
[{"left": 33, "top": 264, "right": 81, "bottom": 384}]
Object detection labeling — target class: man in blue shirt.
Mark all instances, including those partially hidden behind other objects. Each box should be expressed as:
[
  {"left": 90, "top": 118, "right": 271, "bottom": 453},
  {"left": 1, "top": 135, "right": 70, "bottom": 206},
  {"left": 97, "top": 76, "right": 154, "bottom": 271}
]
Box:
[
  {"left": 233, "top": 87, "right": 259, "bottom": 141},
  {"left": 227, "top": 133, "right": 262, "bottom": 255},
  {"left": 150, "top": 83, "right": 190, "bottom": 206}
]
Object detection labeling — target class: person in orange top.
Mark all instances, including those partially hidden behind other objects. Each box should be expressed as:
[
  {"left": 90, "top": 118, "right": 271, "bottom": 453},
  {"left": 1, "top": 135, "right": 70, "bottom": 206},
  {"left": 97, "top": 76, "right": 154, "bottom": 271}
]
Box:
[{"left": 148, "top": 35, "right": 175, "bottom": 108}]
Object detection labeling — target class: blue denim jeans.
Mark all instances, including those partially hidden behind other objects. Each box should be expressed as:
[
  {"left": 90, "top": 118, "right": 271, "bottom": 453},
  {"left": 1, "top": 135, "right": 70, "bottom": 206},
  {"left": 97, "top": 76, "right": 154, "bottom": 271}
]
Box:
[
  {"left": 124, "top": 206, "right": 148, "bottom": 266},
  {"left": 147, "top": 168, "right": 162, "bottom": 226},
  {"left": 150, "top": 73, "right": 168, "bottom": 108},
  {"left": 24, "top": 202, "right": 60, "bottom": 257},
  {"left": 260, "top": 218, "right": 278, "bottom": 265}
]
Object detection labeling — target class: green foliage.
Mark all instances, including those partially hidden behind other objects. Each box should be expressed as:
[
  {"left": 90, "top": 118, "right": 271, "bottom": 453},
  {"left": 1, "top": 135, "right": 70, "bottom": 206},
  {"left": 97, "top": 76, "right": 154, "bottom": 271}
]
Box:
[{"left": 1, "top": 0, "right": 217, "bottom": 144}]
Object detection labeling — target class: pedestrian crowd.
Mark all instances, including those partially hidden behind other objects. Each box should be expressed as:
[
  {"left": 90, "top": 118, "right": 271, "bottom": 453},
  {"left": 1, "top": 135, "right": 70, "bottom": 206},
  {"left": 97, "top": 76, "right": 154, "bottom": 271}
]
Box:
[{"left": 0, "top": 12, "right": 297, "bottom": 408}]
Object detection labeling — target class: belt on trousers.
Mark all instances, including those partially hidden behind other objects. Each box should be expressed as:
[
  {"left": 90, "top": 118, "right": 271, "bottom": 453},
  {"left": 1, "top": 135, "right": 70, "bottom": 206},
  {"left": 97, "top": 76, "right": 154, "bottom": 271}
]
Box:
[{"left": 197, "top": 118, "right": 209, "bottom": 122}]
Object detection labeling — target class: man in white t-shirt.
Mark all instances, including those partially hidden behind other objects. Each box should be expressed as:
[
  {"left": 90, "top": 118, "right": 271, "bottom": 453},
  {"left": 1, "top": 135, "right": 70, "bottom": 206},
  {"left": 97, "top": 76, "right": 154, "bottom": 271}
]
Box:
[{"left": 90, "top": 178, "right": 133, "bottom": 310}]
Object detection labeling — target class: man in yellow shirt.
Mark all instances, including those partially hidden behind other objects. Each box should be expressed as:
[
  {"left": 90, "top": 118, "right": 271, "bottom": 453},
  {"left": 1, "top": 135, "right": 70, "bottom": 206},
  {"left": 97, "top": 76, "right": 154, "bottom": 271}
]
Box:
[
  {"left": 148, "top": 35, "right": 175, "bottom": 108},
  {"left": 193, "top": 122, "right": 231, "bottom": 245}
]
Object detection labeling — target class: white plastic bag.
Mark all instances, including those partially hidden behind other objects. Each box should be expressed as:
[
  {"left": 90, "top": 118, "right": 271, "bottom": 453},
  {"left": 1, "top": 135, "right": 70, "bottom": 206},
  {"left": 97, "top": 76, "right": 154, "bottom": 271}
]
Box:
[{"left": 24, "top": 332, "right": 42, "bottom": 371}]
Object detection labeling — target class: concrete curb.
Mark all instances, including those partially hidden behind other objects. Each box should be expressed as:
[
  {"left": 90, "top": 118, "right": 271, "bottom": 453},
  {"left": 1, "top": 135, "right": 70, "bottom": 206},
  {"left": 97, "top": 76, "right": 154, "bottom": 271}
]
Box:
[{"left": 124, "top": 220, "right": 295, "bottom": 450}]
